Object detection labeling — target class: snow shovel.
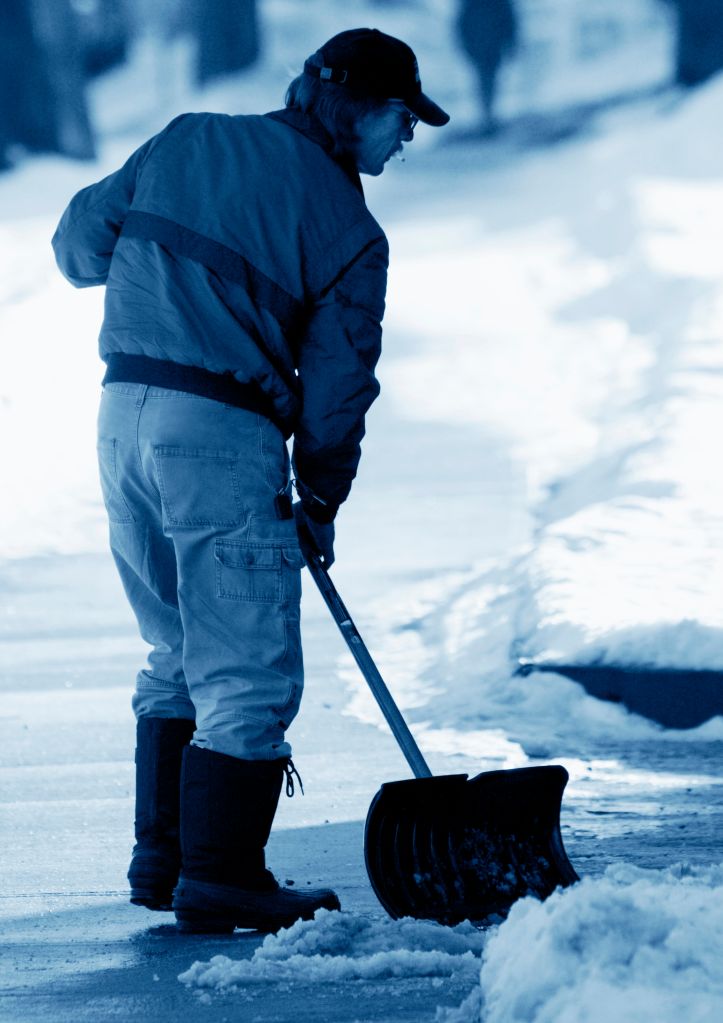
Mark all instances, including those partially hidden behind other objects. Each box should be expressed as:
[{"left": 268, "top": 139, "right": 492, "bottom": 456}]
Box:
[{"left": 298, "top": 527, "right": 580, "bottom": 926}]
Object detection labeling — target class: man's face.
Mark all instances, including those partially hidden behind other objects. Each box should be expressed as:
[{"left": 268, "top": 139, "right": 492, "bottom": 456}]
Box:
[{"left": 352, "top": 103, "right": 417, "bottom": 176}]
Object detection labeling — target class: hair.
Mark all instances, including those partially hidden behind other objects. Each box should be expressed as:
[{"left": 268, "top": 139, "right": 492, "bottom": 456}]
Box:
[{"left": 285, "top": 52, "right": 387, "bottom": 157}]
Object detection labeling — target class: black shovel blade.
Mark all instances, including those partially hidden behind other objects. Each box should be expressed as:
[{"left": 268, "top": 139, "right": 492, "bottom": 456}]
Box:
[{"left": 364, "top": 766, "right": 579, "bottom": 925}]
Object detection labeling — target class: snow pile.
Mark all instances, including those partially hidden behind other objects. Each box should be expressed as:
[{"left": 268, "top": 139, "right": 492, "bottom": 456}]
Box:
[
  {"left": 441, "top": 862, "right": 723, "bottom": 1023},
  {"left": 178, "top": 909, "right": 485, "bottom": 990}
]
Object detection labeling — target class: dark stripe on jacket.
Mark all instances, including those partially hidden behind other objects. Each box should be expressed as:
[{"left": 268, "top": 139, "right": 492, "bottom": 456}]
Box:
[{"left": 121, "top": 210, "right": 303, "bottom": 334}]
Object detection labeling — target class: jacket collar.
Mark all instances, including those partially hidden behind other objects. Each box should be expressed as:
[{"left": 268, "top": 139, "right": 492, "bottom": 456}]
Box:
[{"left": 266, "top": 108, "right": 364, "bottom": 195}]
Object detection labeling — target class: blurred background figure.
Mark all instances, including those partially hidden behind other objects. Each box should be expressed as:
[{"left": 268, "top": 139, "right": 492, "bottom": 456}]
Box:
[
  {"left": 456, "top": 0, "right": 518, "bottom": 135},
  {"left": 662, "top": 0, "right": 723, "bottom": 87},
  {"left": 0, "top": 0, "right": 96, "bottom": 168},
  {"left": 79, "top": 0, "right": 132, "bottom": 79},
  {"left": 192, "top": 0, "right": 261, "bottom": 85}
]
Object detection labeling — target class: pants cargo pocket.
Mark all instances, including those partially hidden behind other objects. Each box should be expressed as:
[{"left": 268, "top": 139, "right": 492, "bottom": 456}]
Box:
[{"left": 214, "top": 541, "right": 303, "bottom": 603}]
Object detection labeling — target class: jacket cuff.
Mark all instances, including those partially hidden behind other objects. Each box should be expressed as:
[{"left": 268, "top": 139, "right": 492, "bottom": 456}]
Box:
[{"left": 302, "top": 500, "right": 338, "bottom": 525}]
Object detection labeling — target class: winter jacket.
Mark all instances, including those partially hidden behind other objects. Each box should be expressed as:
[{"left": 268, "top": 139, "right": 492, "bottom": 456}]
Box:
[{"left": 52, "top": 108, "right": 389, "bottom": 521}]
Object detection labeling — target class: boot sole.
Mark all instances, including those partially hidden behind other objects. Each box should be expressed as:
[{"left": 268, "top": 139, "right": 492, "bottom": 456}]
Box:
[
  {"left": 130, "top": 892, "right": 174, "bottom": 911},
  {"left": 174, "top": 908, "right": 238, "bottom": 934},
  {"left": 174, "top": 906, "right": 306, "bottom": 934},
  {"left": 173, "top": 879, "right": 341, "bottom": 934},
  {"left": 129, "top": 878, "right": 175, "bottom": 911},
  {"left": 128, "top": 860, "right": 179, "bottom": 912}
]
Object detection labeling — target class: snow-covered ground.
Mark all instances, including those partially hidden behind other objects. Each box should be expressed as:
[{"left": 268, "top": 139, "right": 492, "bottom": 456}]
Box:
[{"left": 2, "top": 1, "right": 722, "bottom": 1021}]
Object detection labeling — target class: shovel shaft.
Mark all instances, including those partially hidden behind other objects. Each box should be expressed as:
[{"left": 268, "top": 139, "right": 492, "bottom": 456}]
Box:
[{"left": 300, "top": 532, "right": 433, "bottom": 780}]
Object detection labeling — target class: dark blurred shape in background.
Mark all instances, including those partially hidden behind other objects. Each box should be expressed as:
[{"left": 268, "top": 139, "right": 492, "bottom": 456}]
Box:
[
  {"left": 0, "top": 0, "right": 263, "bottom": 171},
  {"left": 0, "top": 0, "right": 97, "bottom": 167},
  {"left": 3, "top": 1, "right": 723, "bottom": 176},
  {"left": 456, "top": 0, "right": 519, "bottom": 135},
  {"left": 80, "top": 0, "right": 132, "bottom": 78},
  {"left": 193, "top": 0, "right": 260, "bottom": 85},
  {"left": 663, "top": 0, "right": 723, "bottom": 86}
]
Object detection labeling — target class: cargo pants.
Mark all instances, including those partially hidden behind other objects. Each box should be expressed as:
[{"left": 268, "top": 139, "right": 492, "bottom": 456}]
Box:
[{"left": 97, "top": 383, "right": 304, "bottom": 761}]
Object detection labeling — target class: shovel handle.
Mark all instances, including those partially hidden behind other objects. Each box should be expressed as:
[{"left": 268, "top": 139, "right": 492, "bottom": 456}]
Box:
[{"left": 298, "top": 526, "right": 433, "bottom": 780}]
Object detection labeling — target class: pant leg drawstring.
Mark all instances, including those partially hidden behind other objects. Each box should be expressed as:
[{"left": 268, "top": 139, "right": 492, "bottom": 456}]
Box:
[{"left": 283, "top": 758, "right": 304, "bottom": 797}]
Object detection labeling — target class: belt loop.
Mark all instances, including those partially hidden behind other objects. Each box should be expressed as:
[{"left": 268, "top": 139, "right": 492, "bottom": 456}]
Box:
[{"left": 135, "top": 384, "right": 148, "bottom": 408}]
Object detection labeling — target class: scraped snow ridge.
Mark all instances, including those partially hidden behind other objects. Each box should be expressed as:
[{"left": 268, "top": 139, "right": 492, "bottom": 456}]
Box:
[
  {"left": 178, "top": 910, "right": 486, "bottom": 989},
  {"left": 339, "top": 555, "right": 723, "bottom": 755}
]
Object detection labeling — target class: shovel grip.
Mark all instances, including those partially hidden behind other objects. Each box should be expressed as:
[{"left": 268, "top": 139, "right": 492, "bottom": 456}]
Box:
[{"left": 299, "top": 527, "right": 433, "bottom": 780}]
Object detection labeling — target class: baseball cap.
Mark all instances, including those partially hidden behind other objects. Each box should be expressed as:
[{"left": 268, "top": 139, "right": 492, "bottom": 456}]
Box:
[{"left": 303, "top": 28, "right": 450, "bottom": 127}]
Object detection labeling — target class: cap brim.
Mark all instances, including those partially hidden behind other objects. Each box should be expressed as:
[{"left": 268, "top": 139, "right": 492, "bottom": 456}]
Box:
[{"left": 406, "top": 92, "right": 450, "bottom": 127}]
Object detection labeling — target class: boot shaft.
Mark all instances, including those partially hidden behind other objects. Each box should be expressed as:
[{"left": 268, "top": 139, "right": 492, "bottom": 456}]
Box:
[
  {"left": 180, "top": 745, "right": 285, "bottom": 888},
  {"left": 129, "top": 716, "right": 195, "bottom": 910},
  {"left": 134, "top": 717, "right": 196, "bottom": 841}
]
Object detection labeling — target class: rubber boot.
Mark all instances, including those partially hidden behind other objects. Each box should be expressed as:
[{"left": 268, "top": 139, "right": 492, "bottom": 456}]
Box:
[
  {"left": 128, "top": 716, "right": 196, "bottom": 910},
  {"left": 173, "top": 745, "right": 340, "bottom": 933}
]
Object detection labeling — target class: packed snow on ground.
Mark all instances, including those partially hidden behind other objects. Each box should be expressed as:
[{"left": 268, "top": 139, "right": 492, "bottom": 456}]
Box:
[
  {"left": 178, "top": 910, "right": 486, "bottom": 997},
  {"left": 179, "top": 863, "right": 723, "bottom": 1021}
]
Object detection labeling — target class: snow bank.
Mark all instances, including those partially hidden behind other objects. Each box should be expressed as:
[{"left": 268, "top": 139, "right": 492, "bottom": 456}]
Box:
[
  {"left": 513, "top": 81, "right": 723, "bottom": 674},
  {"left": 178, "top": 909, "right": 485, "bottom": 990},
  {"left": 439, "top": 862, "right": 723, "bottom": 1023},
  {"left": 378, "top": 76, "right": 723, "bottom": 728}
]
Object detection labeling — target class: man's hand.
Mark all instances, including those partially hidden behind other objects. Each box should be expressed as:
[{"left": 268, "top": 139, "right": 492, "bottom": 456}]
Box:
[{"left": 293, "top": 501, "right": 335, "bottom": 568}]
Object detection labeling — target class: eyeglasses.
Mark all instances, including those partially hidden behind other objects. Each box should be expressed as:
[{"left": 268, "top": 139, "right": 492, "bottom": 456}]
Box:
[
  {"left": 400, "top": 110, "right": 419, "bottom": 131},
  {"left": 389, "top": 103, "right": 418, "bottom": 131}
]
